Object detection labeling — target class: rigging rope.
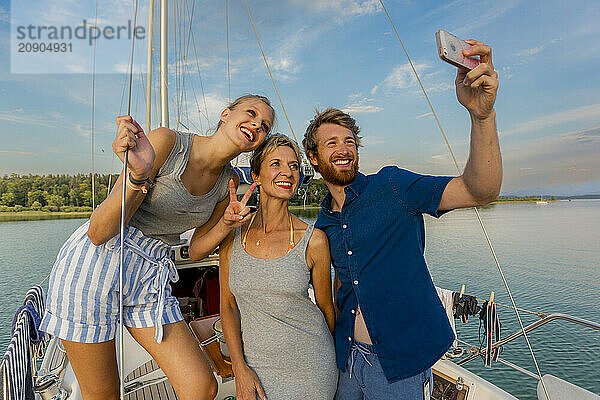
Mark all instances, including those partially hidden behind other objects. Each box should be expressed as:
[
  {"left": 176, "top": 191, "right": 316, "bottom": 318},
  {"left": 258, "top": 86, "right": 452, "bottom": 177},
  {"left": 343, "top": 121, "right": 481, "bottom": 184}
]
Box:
[
  {"left": 226, "top": 0, "right": 231, "bottom": 102},
  {"left": 90, "top": 0, "right": 99, "bottom": 210},
  {"left": 173, "top": 0, "right": 180, "bottom": 129},
  {"left": 242, "top": 0, "right": 299, "bottom": 147},
  {"left": 119, "top": 0, "right": 140, "bottom": 398},
  {"left": 475, "top": 297, "right": 546, "bottom": 318},
  {"left": 190, "top": 30, "right": 211, "bottom": 126},
  {"left": 181, "top": 0, "right": 197, "bottom": 132},
  {"left": 126, "top": 2, "right": 139, "bottom": 116},
  {"left": 377, "top": 1, "right": 551, "bottom": 398},
  {"left": 152, "top": 59, "right": 158, "bottom": 130}
]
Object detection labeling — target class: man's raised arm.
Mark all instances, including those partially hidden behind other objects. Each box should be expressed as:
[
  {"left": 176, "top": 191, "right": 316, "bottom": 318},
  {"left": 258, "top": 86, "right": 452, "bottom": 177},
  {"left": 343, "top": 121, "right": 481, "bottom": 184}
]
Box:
[{"left": 439, "top": 39, "right": 502, "bottom": 211}]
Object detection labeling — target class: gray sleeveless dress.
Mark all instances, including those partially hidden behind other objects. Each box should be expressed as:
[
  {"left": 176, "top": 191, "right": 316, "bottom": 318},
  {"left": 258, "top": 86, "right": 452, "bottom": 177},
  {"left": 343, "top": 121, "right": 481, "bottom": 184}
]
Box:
[{"left": 228, "top": 224, "right": 338, "bottom": 400}]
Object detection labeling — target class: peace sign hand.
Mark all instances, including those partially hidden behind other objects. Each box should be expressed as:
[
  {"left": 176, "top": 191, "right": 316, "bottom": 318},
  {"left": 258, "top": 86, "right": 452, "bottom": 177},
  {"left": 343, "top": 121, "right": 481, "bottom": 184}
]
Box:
[
  {"left": 455, "top": 40, "right": 499, "bottom": 121},
  {"left": 222, "top": 179, "right": 257, "bottom": 227}
]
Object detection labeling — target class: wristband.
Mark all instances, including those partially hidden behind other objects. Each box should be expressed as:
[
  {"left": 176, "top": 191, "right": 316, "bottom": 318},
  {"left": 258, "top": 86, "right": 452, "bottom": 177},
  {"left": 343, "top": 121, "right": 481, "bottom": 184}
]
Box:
[
  {"left": 129, "top": 172, "right": 155, "bottom": 186},
  {"left": 127, "top": 172, "right": 155, "bottom": 194}
]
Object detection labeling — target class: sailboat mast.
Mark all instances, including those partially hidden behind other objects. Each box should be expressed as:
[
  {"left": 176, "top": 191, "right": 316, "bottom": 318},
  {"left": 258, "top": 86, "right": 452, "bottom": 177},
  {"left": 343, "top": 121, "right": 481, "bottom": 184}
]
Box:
[
  {"left": 146, "top": 0, "right": 154, "bottom": 133},
  {"left": 160, "top": 0, "right": 168, "bottom": 128}
]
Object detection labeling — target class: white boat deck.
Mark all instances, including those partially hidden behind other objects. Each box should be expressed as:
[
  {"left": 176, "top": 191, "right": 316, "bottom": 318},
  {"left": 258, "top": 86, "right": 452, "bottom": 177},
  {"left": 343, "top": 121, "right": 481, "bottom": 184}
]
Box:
[{"left": 125, "top": 360, "right": 177, "bottom": 400}]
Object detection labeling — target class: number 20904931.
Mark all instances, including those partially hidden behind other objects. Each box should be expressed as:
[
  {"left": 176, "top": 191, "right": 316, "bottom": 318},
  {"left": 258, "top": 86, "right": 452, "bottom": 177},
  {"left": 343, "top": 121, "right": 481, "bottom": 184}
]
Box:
[{"left": 18, "top": 42, "right": 72, "bottom": 53}]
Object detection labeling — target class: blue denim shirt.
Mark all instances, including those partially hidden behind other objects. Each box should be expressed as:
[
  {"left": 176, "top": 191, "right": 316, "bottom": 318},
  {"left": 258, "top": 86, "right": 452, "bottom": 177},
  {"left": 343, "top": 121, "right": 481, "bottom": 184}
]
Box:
[{"left": 315, "top": 167, "right": 455, "bottom": 382}]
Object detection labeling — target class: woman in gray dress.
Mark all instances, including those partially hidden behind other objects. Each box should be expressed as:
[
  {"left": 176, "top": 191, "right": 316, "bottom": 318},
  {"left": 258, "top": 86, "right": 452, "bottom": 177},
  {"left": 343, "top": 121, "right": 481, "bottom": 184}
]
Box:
[{"left": 220, "top": 134, "right": 337, "bottom": 400}]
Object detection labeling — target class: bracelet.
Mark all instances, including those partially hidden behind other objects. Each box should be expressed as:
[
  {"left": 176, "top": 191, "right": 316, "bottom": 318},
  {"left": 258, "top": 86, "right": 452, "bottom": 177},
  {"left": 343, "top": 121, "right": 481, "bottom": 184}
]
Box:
[
  {"left": 126, "top": 178, "right": 147, "bottom": 193},
  {"left": 127, "top": 172, "right": 155, "bottom": 194},
  {"left": 129, "top": 172, "right": 155, "bottom": 186}
]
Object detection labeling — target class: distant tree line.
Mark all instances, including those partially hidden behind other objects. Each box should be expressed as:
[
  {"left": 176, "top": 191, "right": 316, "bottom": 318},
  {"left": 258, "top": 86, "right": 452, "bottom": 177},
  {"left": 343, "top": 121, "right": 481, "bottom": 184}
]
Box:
[
  {"left": 289, "top": 178, "right": 328, "bottom": 207},
  {"left": 0, "top": 174, "right": 118, "bottom": 212},
  {"left": 243, "top": 177, "right": 328, "bottom": 209},
  {"left": 0, "top": 174, "right": 328, "bottom": 213}
]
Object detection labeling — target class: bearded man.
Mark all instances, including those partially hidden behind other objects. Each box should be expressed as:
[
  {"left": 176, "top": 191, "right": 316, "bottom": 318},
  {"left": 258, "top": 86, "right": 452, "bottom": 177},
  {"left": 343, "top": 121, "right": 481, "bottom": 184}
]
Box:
[{"left": 303, "top": 40, "right": 500, "bottom": 399}]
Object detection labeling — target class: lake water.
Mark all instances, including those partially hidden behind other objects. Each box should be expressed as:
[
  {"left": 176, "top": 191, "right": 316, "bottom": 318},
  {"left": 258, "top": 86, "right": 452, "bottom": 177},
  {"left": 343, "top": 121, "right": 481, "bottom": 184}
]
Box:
[{"left": 0, "top": 200, "right": 598, "bottom": 399}]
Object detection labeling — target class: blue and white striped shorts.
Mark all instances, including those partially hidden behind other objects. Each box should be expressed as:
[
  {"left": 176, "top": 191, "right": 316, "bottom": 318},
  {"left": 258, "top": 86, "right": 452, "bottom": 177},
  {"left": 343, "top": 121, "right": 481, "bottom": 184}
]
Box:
[{"left": 39, "top": 221, "right": 183, "bottom": 344}]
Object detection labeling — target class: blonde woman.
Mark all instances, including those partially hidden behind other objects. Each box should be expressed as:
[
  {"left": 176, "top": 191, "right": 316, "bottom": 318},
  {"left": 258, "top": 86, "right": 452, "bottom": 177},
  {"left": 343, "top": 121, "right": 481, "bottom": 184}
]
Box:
[
  {"left": 220, "top": 134, "right": 337, "bottom": 400},
  {"left": 40, "top": 95, "right": 274, "bottom": 400}
]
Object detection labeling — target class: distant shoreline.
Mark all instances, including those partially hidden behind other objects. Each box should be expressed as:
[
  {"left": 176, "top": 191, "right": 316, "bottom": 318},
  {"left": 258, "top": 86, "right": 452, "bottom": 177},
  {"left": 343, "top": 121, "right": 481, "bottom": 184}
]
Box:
[
  {"left": 492, "top": 199, "right": 557, "bottom": 204},
  {"left": 0, "top": 208, "right": 322, "bottom": 222},
  {"left": 2, "top": 199, "right": 598, "bottom": 222},
  {"left": 0, "top": 212, "right": 91, "bottom": 222}
]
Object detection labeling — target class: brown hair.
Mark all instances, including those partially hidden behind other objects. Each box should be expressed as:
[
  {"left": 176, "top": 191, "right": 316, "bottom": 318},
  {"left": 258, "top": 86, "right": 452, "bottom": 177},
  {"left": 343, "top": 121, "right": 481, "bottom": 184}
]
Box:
[
  {"left": 302, "top": 108, "right": 362, "bottom": 172},
  {"left": 250, "top": 133, "right": 302, "bottom": 177},
  {"left": 216, "top": 94, "right": 275, "bottom": 131}
]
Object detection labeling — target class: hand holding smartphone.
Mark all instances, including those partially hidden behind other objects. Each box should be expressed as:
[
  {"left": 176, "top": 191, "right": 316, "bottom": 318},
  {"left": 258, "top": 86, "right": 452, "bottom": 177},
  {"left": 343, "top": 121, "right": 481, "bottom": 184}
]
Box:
[{"left": 435, "top": 30, "right": 480, "bottom": 70}]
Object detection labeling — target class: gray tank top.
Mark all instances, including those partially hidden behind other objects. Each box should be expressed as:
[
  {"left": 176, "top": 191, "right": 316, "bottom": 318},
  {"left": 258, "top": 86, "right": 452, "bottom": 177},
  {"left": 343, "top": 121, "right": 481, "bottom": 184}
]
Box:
[
  {"left": 129, "top": 131, "right": 236, "bottom": 245},
  {"left": 227, "top": 223, "right": 338, "bottom": 399}
]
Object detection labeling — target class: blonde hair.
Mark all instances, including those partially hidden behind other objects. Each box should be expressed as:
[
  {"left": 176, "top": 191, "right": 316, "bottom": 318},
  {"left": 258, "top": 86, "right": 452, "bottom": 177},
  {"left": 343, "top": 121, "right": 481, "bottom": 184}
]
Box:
[
  {"left": 302, "top": 108, "right": 362, "bottom": 172},
  {"left": 216, "top": 94, "right": 275, "bottom": 131},
  {"left": 250, "top": 133, "right": 302, "bottom": 176}
]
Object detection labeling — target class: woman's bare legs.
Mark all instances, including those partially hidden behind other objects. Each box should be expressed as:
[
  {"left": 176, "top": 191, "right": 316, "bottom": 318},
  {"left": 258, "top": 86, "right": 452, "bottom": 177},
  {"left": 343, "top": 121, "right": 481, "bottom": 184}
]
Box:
[
  {"left": 62, "top": 321, "right": 217, "bottom": 400},
  {"left": 61, "top": 339, "right": 120, "bottom": 400},
  {"left": 128, "top": 321, "right": 218, "bottom": 400}
]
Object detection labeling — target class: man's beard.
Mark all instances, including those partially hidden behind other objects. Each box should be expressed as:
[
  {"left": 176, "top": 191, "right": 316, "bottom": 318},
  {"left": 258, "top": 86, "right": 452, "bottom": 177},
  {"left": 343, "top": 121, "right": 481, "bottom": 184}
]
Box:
[{"left": 317, "top": 153, "right": 359, "bottom": 186}]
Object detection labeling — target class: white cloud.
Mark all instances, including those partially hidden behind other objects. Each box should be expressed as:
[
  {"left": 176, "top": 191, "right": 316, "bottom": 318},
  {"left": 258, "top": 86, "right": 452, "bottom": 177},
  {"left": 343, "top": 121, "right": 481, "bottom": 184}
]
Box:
[
  {"left": 502, "top": 103, "right": 600, "bottom": 136},
  {"left": 500, "top": 66, "right": 513, "bottom": 80},
  {"left": 372, "top": 63, "right": 453, "bottom": 95},
  {"left": 362, "top": 135, "right": 385, "bottom": 146},
  {"left": 295, "top": 0, "right": 381, "bottom": 22},
  {"left": 200, "top": 93, "right": 230, "bottom": 121},
  {"left": 171, "top": 92, "right": 229, "bottom": 134},
  {"left": 448, "top": 0, "right": 524, "bottom": 36},
  {"left": 341, "top": 94, "right": 383, "bottom": 114},
  {"left": 342, "top": 104, "right": 383, "bottom": 114},
  {"left": 74, "top": 124, "right": 92, "bottom": 138},
  {"left": 67, "top": 64, "right": 88, "bottom": 73},
  {"left": 266, "top": 27, "right": 305, "bottom": 81},
  {"left": 269, "top": 57, "right": 300, "bottom": 75},
  {"left": 416, "top": 112, "right": 433, "bottom": 120},
  {"left": 247, "top": 25, "right": 313, "bottom": 83},
  {"left": 502, "top": 126, "right": 600, "bottom": 191},
  {"left": 372, "top": 63, "right": 428, "bottom": 94},
  {"left": 516, "top": 46, "right": 543, "bottom": 57},
  {"left": 426, "top": 82, "right": 454, "bottom": 93},
  {"left": 249, "top": 0, "right": 383, "bottom": 82},
  {"left": 0, "top": 150, "right": 39, "bottom": 156},
  {"left": 337, "top": 0, "right": 381, "bottom": 20},
  {"left": 0, "top": 112, "right": 59, "bottom": 128},
  {"left": 417, "top": 0, "right": 523, "bottom": 36},
  {"left": 0, "top": 6, "right": 9, "bottom": 24}
]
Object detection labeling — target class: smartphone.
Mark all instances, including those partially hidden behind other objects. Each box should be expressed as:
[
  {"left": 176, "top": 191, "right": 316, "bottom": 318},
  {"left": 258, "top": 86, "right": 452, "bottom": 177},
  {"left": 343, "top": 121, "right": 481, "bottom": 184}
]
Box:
[{"left": 435, "top": 30, "right": 480, "bottom": 70}]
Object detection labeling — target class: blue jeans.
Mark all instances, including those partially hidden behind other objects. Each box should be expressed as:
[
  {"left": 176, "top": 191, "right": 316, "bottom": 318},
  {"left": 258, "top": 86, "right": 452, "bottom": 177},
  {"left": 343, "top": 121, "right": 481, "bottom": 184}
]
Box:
[{"left": 335, "top": 341, "right": 433, "bottom": 400}]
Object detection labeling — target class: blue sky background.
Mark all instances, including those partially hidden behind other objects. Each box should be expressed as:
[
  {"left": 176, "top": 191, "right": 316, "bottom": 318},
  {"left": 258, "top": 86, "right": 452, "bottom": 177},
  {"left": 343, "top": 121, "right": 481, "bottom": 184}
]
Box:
[{"left": 1, "top": 0, "right": 599, "bottom": 195}]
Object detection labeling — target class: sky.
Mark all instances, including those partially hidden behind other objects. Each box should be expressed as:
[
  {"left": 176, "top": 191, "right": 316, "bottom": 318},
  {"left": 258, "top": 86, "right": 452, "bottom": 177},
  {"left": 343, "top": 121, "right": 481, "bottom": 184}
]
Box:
[{"left": 1, "top": 0, "right": 599, "bottom": 196}]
